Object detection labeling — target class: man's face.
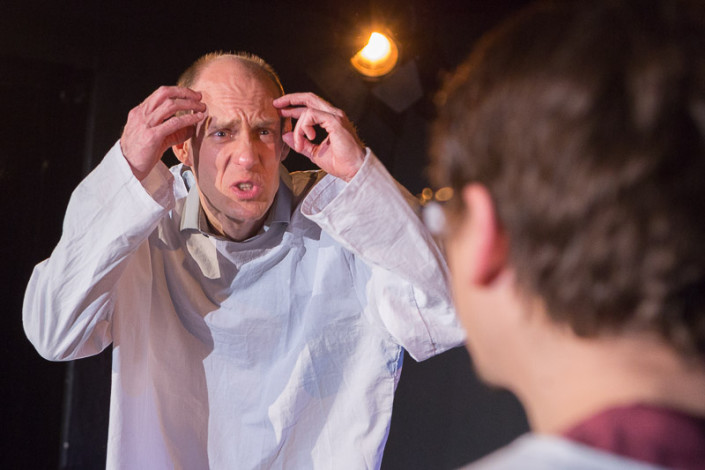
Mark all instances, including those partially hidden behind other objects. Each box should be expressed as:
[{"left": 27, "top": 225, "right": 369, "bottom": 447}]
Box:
[{"left": 181, "top": 58, "right": 287, "bottom": 240}]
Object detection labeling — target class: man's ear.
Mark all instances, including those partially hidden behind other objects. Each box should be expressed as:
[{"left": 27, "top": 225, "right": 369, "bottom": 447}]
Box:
[
  {"left": 462, "top": 184, "right": 509, "bottom": 286},
  {"left": 172, "top": 140, "right": 193, "bottom": 167},
  {"left": 279, "top": 117, "right": 292, "bottom": 162}
]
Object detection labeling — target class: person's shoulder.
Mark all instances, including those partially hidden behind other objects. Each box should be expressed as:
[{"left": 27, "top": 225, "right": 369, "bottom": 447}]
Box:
[{"left": 461, "top": 434, "right": 664, "bottom": 470}]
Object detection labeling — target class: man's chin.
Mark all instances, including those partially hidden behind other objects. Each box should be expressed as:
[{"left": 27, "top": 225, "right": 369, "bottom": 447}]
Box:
[{"left": 222, "top": 203, "right": 270, "bottom": 227}]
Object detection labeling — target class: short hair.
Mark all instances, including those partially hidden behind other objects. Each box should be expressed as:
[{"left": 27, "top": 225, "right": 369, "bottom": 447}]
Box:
[
  {"left": 431, "top": 0, "right": 705, "bottom": 358},
  {"left": 177, "top": 51, "right": 285, "bottom": 97}
]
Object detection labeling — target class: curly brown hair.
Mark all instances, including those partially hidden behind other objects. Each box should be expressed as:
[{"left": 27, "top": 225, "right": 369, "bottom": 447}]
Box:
[{"left": 431, "top": 0, "right": 705, "bottom": 359}]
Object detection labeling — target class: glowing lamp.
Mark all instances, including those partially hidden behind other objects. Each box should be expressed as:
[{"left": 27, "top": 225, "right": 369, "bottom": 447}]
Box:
[{"left": 350, "top": 32, "right": 399, "bottom": 78}]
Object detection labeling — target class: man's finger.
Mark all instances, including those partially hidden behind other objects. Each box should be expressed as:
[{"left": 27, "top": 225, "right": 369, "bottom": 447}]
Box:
[
  {"left": 156, "top": 111, "right": 205, "bottom": 139},
  {"left": 277, "top": 106, "right": 305, "bottom": 120},
  {"left": 148, "top": 97, "right": 206, "bottom": 128},
  {"left": 144, "top": 86, "right": 204, "bottom": 116},
  {"left": 273, "top": 92, "right": 341, "bottom": 116},
  {"left": 291, "top": 108, "right": 332, "bottom": 149},
  {"left": 151, "top": 86, "right": 203, "bottom": 103},
  {"left": 283, "top": 131, "right": 317, "bottom": 159}
]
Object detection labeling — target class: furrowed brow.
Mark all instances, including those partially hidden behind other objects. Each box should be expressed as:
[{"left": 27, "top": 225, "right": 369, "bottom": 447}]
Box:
[
  {"left": 255, "top": 118, "right": 279, "bottom": 128},
  {"left": 208, "top": 117, "right": 241, "bottom": 130}
]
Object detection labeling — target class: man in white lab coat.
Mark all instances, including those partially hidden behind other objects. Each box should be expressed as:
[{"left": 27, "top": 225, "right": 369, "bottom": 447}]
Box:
[{"left": 24, "top": 51, "right": 463, "bottom": 469}]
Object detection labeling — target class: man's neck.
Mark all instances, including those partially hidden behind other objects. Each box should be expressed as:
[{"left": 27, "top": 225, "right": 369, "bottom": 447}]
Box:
[{"left": 518, "top": 332, "right": 705, "bottom": 434}]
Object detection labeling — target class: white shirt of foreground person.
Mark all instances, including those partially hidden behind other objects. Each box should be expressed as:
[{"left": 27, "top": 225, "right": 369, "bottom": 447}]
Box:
[{"left": 23, "top": 138, "right": 463, "bottom": 468}]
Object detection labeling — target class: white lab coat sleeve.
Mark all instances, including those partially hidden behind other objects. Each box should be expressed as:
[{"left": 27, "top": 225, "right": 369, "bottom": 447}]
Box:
[
  {"left": 22, "top": 141, "right": 174, "bottom": 361},
  {"left": 301, "top": 149, "right": 465, "bottom": 361}
]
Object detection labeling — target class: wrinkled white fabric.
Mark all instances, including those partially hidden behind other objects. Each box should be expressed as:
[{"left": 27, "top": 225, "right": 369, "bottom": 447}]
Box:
[
  {"left": 23, "top": 142, "right": 464, "bottom": 469},
  {"left": 461, "top": 434, "right": 666, "bottom": 470}
]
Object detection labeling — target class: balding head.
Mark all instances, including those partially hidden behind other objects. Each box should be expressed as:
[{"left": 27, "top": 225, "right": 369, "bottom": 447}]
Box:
[{"left": 178, "top": 51, "right": 284, "bottom": 98}]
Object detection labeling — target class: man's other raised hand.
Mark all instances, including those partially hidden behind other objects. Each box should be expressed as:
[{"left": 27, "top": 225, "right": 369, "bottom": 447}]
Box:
[{"left": 274, "top": 93, "right": 365, "bottom": 183}]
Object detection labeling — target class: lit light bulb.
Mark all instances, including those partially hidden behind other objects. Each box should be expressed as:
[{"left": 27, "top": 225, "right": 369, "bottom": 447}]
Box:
[
  {"left": 361, "top": 33, "right": 392, "bottom": 62},
  {"left": 350, "top": 31, "right": 399, "bottom": 78}
]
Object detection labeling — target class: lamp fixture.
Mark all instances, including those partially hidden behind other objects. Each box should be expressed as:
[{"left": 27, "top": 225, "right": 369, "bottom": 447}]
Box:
[{"left": 350, "top": 31, "right": 399, "bottom": 78}]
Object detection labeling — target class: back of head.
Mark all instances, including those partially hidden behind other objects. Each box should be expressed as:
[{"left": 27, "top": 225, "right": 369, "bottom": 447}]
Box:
[{"left": 431, "top": 0, "right": 705, "bottom": 358}]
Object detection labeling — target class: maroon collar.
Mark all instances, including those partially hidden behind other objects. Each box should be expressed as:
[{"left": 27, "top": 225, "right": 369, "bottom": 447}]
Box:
[{"left": 562, "top": 404, "right": 705, "bottom": 469}]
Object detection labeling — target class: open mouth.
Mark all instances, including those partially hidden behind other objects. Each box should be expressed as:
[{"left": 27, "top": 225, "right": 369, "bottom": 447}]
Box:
[{"left": 231, "top": 181, "right": 261, "bottom": 199}]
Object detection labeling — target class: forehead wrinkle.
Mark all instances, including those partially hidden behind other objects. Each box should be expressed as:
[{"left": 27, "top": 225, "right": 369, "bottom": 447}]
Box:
[
  {"left": 195, "top": 68, "right": 278, "bottom": 105},
  {"left": 201, "top": 89, "right": 279, "bottom": 127},
  {"left": 205, "top": 110, "right": 278, "bottom": 130},
  {"left": 193, "top": 61, "right": 281, "bottom": 133}
]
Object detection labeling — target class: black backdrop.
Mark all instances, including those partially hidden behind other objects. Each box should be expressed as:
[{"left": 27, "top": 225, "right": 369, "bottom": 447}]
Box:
[{"left": 1, "top": 1, "right": 530, "bottom": 467}]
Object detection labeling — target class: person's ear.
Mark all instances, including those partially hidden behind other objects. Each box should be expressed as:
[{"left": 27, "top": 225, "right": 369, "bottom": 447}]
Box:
[
  {"left": 462, "top": 184, "right": 509, "bottom": 286},
  {"left": 279, "top": 117, "right": 292, "bottom": 162},
  {"left": 172, "top": 140, "right": 193, "bottom": 167}
]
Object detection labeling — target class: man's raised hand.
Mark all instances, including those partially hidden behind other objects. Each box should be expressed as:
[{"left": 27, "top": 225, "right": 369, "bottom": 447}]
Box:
[
  {"left": 274, "top": 93, "right": 365, "bottom": 183},
  {"left": 120, "top": 86, "right": 206, "bottom": 180}
]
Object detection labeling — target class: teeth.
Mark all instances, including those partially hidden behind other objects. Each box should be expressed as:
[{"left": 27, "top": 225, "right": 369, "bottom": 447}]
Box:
[{"left": 237, "top": 183, "right": 253, "bottom": 191}]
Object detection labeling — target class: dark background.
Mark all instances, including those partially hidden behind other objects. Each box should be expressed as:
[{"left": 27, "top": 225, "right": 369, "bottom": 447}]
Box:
[{"left": 1, "top": 1, "right": 531, "bottom": 468}]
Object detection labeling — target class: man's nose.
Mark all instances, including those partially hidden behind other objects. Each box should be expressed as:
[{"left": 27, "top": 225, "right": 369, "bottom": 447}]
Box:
[{"left": 231, "top": 132, "right": 258, "bottom": 169}]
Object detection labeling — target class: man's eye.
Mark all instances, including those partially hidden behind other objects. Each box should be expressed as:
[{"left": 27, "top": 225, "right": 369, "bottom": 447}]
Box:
[
  {"left": 213, "top": 130, "right": 228, "bottom": 138},
  {"left": 259, "top": 129, "right": 271, "bottom": 136}
]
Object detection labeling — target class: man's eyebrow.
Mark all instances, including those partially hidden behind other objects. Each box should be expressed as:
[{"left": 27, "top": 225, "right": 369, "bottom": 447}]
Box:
[
  {"left": 254, "top": 118, "right": 279, "bottom": 128},
  {"left": 207, "top": 118, "right": 240, "bottom": 129},
  {"left": 206, "top": 117, "right": 278, "bottom": 129}
]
